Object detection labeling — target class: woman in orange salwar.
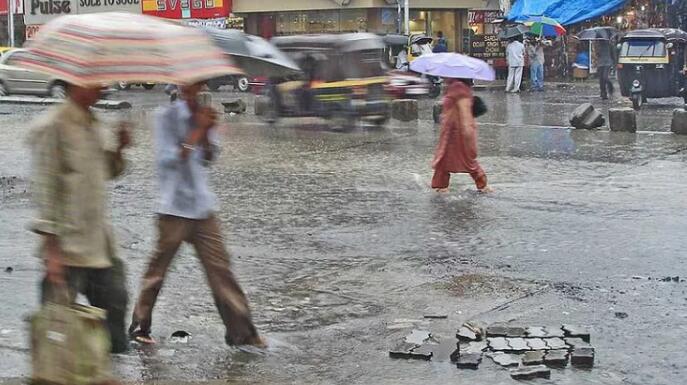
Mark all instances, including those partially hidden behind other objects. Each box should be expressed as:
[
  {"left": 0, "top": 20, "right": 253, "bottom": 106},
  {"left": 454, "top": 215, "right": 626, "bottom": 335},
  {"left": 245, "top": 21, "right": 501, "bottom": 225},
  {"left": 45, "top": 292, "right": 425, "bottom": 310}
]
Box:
[{"left": 431, "top": 78, "right": 491, "bottom": 193}]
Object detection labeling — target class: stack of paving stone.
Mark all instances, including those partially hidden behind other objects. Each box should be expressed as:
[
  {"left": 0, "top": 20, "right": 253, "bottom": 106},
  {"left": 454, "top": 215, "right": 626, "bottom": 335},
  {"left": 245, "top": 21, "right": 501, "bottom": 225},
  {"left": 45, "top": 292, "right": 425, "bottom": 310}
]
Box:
[{"left": 389, "top": 322, "right": 594, "bottom": 381}]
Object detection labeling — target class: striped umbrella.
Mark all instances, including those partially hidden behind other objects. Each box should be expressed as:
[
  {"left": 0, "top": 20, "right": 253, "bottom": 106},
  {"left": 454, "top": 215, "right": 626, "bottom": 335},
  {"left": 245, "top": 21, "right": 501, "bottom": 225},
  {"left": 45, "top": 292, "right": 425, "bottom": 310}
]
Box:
[
  {"left": 6, "top": 13, "right": 242, "bottom": 86},
  {"left": 522, "top": 16, "right": 566, "bottom": 37}
]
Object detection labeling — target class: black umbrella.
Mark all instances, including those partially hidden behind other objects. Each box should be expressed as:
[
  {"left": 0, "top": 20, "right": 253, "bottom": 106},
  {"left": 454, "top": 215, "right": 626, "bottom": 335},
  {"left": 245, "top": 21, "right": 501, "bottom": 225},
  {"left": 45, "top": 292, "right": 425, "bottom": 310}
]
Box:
[
  {"left": 202, "top": 28, "right": 301, "bottom": 77},
  {"left": 497, "top": 25, "right": 530, "bottom": 39},
  {"left": 576, "top": 26, "right": 618, "bottom": 41}
]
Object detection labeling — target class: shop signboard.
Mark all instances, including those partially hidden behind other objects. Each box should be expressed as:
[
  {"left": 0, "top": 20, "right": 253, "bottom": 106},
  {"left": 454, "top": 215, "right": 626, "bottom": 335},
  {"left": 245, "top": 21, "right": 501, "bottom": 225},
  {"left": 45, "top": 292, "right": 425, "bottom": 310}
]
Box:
[
  {"left": 142, "top": 0, "right": 229, "bottom": 19},
  {"left": 182, "top": 16, "right": 226, "bottom": 28},
  {"left": 24, "top": 0, "right": 141, "bottom": 25},
  {"left": 469, "top": 10, "right": 503, "bottom": 25},
  {"left": 470, "top": 34, "right": 507, "bottom": 59},
  {"left": 1, "top": 0, "right": 24, "bottom": 14}
]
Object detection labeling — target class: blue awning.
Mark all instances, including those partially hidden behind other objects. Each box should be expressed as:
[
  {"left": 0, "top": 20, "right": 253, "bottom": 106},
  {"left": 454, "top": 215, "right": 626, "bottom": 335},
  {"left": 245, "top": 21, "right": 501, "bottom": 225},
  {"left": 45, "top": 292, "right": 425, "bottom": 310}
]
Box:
[{"left": 507, "top": 0, "right": 628, "bottom": 26}]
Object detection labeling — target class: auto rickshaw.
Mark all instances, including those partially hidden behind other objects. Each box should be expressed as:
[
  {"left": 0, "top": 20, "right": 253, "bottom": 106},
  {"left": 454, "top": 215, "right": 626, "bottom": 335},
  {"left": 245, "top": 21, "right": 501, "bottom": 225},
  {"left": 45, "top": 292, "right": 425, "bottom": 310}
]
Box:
[
  {"left": 263, "top": 33, "right": 390, "bottom": 130},
  {"left": 617, "top": 28, "right": 687, "bottom": 110}
]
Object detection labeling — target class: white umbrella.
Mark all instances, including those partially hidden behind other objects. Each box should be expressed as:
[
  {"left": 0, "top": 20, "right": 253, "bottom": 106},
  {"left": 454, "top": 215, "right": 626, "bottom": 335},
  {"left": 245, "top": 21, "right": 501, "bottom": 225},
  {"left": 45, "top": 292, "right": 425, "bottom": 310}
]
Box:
[{"left": 410, "top": 53, "right": 495, "bottom": 81}]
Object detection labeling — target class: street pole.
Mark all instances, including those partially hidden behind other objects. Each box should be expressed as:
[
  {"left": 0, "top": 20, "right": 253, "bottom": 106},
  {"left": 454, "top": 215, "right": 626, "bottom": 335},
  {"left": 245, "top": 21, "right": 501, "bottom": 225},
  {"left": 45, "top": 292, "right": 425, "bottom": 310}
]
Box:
[
  {"left": 404, "top": 0, "right": 409, "bottom": 35},
  {"left": 8, "top": 0, "right": 15, "bottom": 47}
]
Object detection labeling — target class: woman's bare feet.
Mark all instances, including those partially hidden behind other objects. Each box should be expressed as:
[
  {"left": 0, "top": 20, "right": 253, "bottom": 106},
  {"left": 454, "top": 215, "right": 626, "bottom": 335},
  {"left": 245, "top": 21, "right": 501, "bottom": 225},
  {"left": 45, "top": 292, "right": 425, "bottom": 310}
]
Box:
[
  {"left": 434, "top": 188, "right": 449, "bottom": 193},
  {"left": 478, "top": 185, "right": 494, "bottom": 193}
]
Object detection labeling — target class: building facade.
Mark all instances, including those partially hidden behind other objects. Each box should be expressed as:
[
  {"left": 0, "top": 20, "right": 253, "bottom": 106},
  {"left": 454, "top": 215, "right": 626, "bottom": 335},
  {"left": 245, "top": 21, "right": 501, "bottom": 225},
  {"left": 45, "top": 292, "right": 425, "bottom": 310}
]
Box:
[{"left": 234, "top": 0, "right": 495, "bottom": 53}]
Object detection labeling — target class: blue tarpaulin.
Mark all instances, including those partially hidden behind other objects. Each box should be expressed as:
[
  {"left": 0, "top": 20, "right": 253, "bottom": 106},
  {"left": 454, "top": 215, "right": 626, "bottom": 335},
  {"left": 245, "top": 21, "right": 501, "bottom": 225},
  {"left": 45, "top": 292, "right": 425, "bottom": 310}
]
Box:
[{"left": 507, "top": 0, "right": 628, "bottom": 26}]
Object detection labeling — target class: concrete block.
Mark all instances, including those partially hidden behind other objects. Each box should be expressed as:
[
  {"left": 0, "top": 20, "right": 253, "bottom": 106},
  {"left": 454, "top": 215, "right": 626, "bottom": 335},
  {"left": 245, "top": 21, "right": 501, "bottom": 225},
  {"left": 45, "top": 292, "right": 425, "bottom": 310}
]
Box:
[
  {"left": 671, "top": 108, "right": 687, "bottom": 135},
  {"left": 525, "top": 326, "right": 548, "bottom": 338},
  {"left": 545, "top": 337, "right": 567, "bottom": 350},
  {"left": 609, "top": 107, "right": 637, "bottom": 133},
  {"left": 544, "top": 349, "right": 569, "bottom": 368},
  {"left": 486, "top": 323, "right": 509, "bottom": 337},
  {"left": 404, "top": 330, "right": 431, "bottom": 345},
  {"left": 510, "top": 364, "right": 551, "bottom": 380},
  {"left": 391, "top": 99, "right": 418, "bottom": 121},
  {"left": 570, "top": 102, "right": 604, "bottom": 129},
  {"left": 488, "top": 352, "right": 520, "bottom": 367},
  {"left": 461, "top": 340, "right": 488, "bottom": 354},
  {"left": 564, "top": 337, "right": 592, "bottom": 349},
  {"left": 389, "top": 342, "right": 418, "bottom": 359},
  {"left": 571, "top": 347, "right": 595, "bottom": 368},
  {"left": 526, "top": 338, "right": 549, "bottom": 351},
  {"left": 408, "top": 344, "right": 433, "bottom": 360}
]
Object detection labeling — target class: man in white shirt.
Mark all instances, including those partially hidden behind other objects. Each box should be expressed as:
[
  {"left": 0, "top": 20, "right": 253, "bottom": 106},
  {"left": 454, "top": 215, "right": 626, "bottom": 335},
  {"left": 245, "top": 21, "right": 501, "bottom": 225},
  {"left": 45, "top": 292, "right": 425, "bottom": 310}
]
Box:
[{"left": 506, "top": 37, "right": 525, "bottom": 93}]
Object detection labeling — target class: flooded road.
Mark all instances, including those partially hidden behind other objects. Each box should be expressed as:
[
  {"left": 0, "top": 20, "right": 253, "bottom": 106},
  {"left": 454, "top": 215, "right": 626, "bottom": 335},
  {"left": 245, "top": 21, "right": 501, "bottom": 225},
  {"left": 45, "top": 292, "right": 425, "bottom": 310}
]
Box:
[{"left": 1, "top": 84, "right": 686, "bottom": 384}]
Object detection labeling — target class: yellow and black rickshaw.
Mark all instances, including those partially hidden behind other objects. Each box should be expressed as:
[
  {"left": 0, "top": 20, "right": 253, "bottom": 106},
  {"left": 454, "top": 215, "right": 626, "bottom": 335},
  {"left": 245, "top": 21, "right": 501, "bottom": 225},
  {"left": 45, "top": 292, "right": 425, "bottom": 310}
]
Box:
[
  {"left": 262, "top": 33, "right": 390, "bottom": 130},
  {"left": 618, "top": 28, "right": 687, "bottom": 110}
]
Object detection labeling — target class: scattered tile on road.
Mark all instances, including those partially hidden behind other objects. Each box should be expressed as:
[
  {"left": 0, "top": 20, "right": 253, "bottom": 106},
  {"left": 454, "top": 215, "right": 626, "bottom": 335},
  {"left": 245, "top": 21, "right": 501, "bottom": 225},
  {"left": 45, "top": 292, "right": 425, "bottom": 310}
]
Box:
[
  {"left": 431, "top": 340, "right": 460, "bottom": 362},
  {"left": 543, "top": 326, "right": 565, "bottom": 338},
  {"left": 408, "top": 345, "right": 434, "bottom": 360},
  {"left": 487, "top": 337, "right": 510, "bottom": 351},
  {"left": 544, "top": 349, "right": 569, "bottom": 368},
  {"left": 456, "top": 353, "right": 483, "bottom": 370},
  {"left": 486, "top": 323, "right": 509, "bottom": 337},
  {"left": 510, "top": 364, "right": 551, "bottom": 380},
  {"left": 506, "top": 337, "right": 530, "bottom": 352},
  {"left": 564, "top": 337, "right": 592, "bottom": 349},
  {"left": 464, "top": 321, "right": 487, "bottom": 341},
  {"left": 488, "top": 352, "right": 520, "bottom": 367},
  {"left": 389, "top": 342, "right": 419, "bottom": 359},
  {"left": 505, "top": 326, "right": 527, "bottom": 337},
  {"left": 545, "top": 337, "right": 568, "bottom": 350},
  {"left": 405, "top": 330, "right": 432, "bottom": 345},
  {"left": 526, "top": 338, "right": 549, "bottom": 351},
  {"left": 456, "top": 326, "right": 478, "bottom": 341},
  {"left": 423, "top": 314, "right": 448, "bottom": 319},
  {"left": 525, "top": 326, "right": 548, "bottom": 338},
  {"left": 522, "top": 350, "right": 546, "bottom": 366},
  {"left": 462, "top": 340, "right": 488, "bottom": 354}
]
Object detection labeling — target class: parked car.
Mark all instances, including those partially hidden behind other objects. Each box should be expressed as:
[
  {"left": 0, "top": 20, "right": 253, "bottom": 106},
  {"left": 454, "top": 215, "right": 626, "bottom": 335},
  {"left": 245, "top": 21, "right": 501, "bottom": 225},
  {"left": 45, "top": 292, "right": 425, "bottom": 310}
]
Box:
[
  {"left": 207, "top": 75, "right": 250, "bottom": 92},
  {"left": 0, "top": 48, "right": 68, "bottom": 98}
]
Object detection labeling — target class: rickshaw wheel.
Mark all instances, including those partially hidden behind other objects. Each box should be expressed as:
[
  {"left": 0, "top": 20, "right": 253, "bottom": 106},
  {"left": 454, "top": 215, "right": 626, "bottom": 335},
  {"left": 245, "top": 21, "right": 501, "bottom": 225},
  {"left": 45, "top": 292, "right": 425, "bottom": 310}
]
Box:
[
  {"left": 328, "top": 110, "right": 356, "bottom": 132},
  {"left": 631, "top": 94, "right": 643, "bottom": 110}
]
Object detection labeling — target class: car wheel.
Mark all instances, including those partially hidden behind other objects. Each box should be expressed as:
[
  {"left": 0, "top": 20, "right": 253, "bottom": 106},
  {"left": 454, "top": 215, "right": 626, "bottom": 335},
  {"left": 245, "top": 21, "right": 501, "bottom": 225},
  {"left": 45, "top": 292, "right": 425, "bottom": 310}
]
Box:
[
  {"left": 235, "top": 76, "right": 250, "bottom": 92},
  {"left": 49, "top": 83, "right": 67, "bottom": 99},
  {"left": 116, "top": 81, "right": 131, "bottom": 90},
  {"left": 0, "top": 81, "right": 8, "bottom": 97},
  {"left": 142, "top": 83, "right": 155, "bottom": 90}
]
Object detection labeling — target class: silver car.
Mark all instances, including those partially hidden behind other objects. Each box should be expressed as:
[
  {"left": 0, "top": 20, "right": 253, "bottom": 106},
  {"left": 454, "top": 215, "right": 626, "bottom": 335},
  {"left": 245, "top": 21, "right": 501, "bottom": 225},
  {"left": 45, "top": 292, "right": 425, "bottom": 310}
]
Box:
[{"left": 0, "top": 48, "right": 67, "bottom": 98}]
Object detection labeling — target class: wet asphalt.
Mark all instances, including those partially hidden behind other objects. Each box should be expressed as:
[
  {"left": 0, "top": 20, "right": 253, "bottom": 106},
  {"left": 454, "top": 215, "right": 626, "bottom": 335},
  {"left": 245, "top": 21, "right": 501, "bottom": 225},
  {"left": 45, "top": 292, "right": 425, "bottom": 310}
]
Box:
[{"left": 0, "top": 82, "right": 686, "bottom": 385}]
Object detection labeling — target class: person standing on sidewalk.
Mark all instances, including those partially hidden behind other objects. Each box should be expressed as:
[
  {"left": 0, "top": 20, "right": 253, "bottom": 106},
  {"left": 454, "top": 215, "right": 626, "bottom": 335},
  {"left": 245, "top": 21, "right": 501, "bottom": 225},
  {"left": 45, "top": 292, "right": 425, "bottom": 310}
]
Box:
[
  {"left": 526, "top": 37, "right": 550, "bottom": 91},
  {"left": 506, "top": 36, "right": 525, "bottom": 93},
  {"left": 431, "top": 78, "right": 492, "bottom": 193},
  {"left": 128, "top": 82, "right": 264, "bottom": 347},
  {"left": 597, "top": 40, "right": 616, "bottom": 99},
  {"left": 28, "top": 83, "right": 131, "bottom": 354}
]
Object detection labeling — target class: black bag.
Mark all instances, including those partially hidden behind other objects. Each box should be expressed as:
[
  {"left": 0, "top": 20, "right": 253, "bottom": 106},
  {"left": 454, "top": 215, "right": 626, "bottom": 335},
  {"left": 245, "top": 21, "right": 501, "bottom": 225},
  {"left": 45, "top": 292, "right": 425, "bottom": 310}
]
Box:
[{"left": 472, "top": 96, "right": 488, "bottom": 117}]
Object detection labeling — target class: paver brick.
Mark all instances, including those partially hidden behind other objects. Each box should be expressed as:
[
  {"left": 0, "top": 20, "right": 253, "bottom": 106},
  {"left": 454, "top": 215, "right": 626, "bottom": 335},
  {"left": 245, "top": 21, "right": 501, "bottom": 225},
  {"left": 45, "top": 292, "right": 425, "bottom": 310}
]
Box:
[
  {"left": 489, "top": 352, "right": 520, "bottom": 367},
  {"left": 562, "top": 325, "right": 591, "bottom": 343},
  {"left": 408, "top": 344, "right": 433, "bottom": 360},
  {"left": 486, "top": 323, "right": 509, "bottom": 337},
  {"left": 564, "top": 337, "right": 592, "bottom": 349},
  {"left": 571, "top": 347, "right": 595, "bottom": 368},
  {"left": 544, "top": 349, "right": 569, "bottom": 368},
  {"left": 543, "top": 326, "right": 565, "bottom": 338},
  {"left": 487, "top": 337, "right": 510, "bottom": 351},
  {"left": 506, "top": 337, "right": 530, "bottom": 352},
  {"left": 389, "top": 342, "right": 418, "bottom": 359},
  {"left": 456, "top": 353, "right": 482, "bottom": 369},
  {"left": 522, "top": 350, "right": 546, "bottom": 366},
  {"left": 510, "top": 364, "right": 551, "bottom": 380},
  {"left": 526, "top": 338, "right": 549, "bottom": 351},
  {"left": 525, "top": 326, "right": 548, "bottom": 338},
  {"left": 405, "top": 330, "right": 431, "bottom": 345},
  {"left": 545, "top": 337, "right": 567, "bottom": 350}
]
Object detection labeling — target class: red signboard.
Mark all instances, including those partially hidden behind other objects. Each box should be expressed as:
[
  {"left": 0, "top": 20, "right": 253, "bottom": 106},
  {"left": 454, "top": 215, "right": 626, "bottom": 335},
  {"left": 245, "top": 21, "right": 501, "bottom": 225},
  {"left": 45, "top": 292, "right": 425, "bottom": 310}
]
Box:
[
  {"left": 1, "top": 0, "right": 24, "bottom": 15},
  {"left": 142, "top": 0, "right": 230, "bottom": 19}
]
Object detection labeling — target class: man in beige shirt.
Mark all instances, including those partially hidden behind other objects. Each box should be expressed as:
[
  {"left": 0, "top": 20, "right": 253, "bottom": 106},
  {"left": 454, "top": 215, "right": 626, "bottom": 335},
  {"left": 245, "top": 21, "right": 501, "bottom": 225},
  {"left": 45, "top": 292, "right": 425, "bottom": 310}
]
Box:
[{"left": 28, "top": 84, "right": 131, "bottom": 353}]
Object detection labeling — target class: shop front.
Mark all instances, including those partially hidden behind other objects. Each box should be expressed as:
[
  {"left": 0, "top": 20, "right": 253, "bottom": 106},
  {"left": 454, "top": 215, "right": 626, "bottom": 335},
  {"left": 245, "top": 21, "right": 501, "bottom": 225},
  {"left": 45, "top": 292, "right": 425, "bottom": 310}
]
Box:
[
  {"left": 235, "top": 0, "right": 483, "bottom": 52},
  {"left": 465, "top": 9, "right": 507, "bottom": 74}
]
